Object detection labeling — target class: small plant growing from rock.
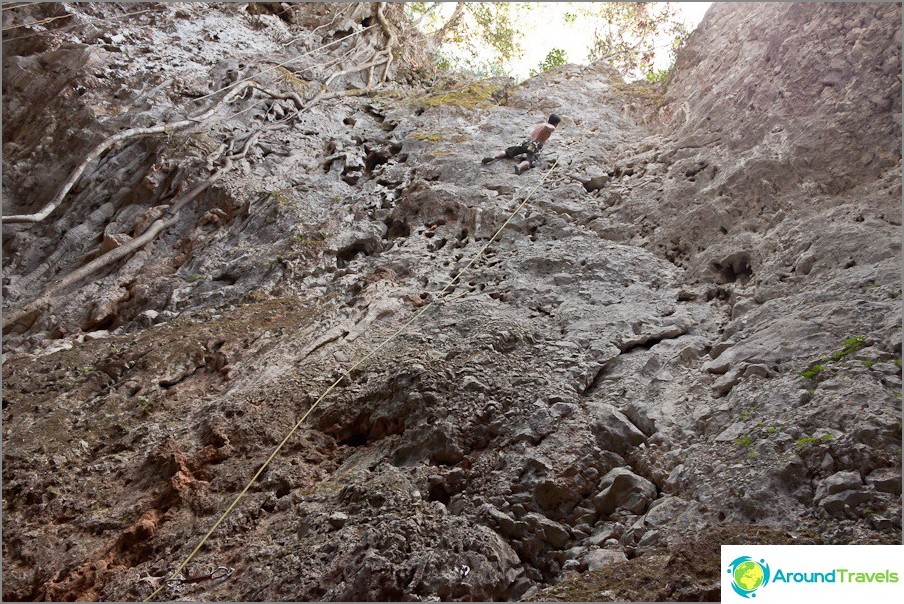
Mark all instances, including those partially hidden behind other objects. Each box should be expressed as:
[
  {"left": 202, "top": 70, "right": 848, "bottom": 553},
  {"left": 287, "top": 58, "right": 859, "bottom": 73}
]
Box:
[
  {"left": 137, "top": 396, "right": 151, "bottom": 414},
  {"left": 795, "top": 434, "right": 834, "bottom": 448},
  {"left": 271, "top": 189, "right": 292, "bottom": 206},
  {"left": 800, "top": 336, "right": 868, "bottom": 381},
  {"left": 830, "top": 336, "right": 865, "bottom": 361},
  {"left": 800, "top": 364, "right": 827, "bottom": 379},
  {"left": 734, "top": 436, "right": 754, "bottom": 447}
]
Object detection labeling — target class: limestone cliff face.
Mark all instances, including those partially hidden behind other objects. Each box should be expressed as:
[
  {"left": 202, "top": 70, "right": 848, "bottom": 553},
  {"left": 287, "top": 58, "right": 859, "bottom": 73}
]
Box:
[{"left": 2, "top": 3, "right": 901, "bottom": 601}]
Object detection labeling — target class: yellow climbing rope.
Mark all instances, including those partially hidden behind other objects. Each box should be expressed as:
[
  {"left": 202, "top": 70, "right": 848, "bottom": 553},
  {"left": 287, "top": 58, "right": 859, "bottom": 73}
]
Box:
[{"left": 143, "top": 157, "right": 560, "bottom": 602}]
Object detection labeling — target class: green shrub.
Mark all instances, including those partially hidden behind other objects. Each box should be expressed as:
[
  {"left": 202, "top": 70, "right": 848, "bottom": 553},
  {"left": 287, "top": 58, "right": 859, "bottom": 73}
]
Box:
[
  {"left": 137, "top": 396, "right": 151, "bottom": 414},
  {"left": 796, "top": 434, "right": 834, "bottom": 448},
  {"left": 530, "top": 48, "right": 568, "bottom": 77},
  {"left": 800, "top": 364, "right": 827, "bottom": 379},
  {"left": 645, "top": 68, "right": 669, "bottom": 83},
  {"left": 830, "top": 336, "right": 865, "bottom": 361}
]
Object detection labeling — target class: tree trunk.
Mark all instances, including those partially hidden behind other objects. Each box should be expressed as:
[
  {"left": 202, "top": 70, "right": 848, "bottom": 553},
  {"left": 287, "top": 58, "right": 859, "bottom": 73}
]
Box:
[{"left": 432, "top": 2, "right": 464, "bottom": 45}]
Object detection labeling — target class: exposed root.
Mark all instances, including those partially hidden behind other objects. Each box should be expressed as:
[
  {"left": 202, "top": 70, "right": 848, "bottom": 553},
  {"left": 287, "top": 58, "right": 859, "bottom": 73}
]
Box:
[
  {"left": 3, "top": 81, "right": 281, "bottom": 225},
  {"left": 3, "top": 171, "right": 222, "bottom": 330},
  {"left": 3, "top": 4, "right": 409, "bottom": 335}
]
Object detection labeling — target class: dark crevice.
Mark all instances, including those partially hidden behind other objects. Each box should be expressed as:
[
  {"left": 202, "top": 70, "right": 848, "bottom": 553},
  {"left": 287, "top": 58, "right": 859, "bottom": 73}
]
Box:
[
  {"left": 384, "top": 217, "right": 410, "bottom": 240},
  {"left": 617, "top": 328, "right": 686, "bottom": 355},
  {"left": 213, "top": 272, "right": 238, "bottom": 285},
  {"left": 336, "top": 239, "right": 382, "bottom": 267},
  {"left": 711, "top": 252, "right": 753, "bottom": 284},
  {"left": 341, "top": 433, "right": 368, "bottom": 447},
  {"left": 580, "top": 358, "right": 617, "bottom": 397}
]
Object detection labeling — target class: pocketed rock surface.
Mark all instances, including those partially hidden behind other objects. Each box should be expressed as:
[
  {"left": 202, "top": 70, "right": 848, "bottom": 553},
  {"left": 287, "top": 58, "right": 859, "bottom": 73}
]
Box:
[{"left": 2, "top": 3, "right": 900, "bottom": 601}]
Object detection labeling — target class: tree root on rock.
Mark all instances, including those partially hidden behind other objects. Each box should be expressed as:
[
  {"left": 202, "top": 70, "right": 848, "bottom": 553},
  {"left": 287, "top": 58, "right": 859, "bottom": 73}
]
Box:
[
  {"left": 3, "top": 81, "right": 276, "bottom": 225},
  {"left": 3, "top": 4, "right": 410, "bottom": 335}
]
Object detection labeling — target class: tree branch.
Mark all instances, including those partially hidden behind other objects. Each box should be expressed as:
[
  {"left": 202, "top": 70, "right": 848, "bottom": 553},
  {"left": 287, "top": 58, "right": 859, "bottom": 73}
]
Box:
[
  {"left": 413, "top": 1, "right": 442, "bottom": 27},
  {"left": 432, "top": 2, "right": 464, "bottom": 45}
]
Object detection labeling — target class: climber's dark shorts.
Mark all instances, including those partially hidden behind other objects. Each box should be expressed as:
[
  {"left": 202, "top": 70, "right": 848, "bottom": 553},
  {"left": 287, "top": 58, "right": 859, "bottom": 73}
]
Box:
[{"left": 505, "top": 140, "right": 543, "bottom": 164}]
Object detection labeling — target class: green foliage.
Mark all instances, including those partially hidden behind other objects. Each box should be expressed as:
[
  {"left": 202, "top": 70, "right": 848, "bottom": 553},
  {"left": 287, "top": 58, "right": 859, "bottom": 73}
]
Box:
[
  {"left": 800, "top": 364, "right": 827, "bottom": 380},
  {"left": 734, "top": 436, "right": 755, "bottom": 447},
  {"left": 800, "top": 336, "right": 868, "bottom": 380},
  {"left": 412, "top": 2, "right": 528, "bottom": 75},
  {"left": 137, "top": 395, "right": 151, "bottom": 415},
  {"left": 186, "top": 273, "right": 204, "bottom": 283},
  {"left": 862, "top": 359, "right": 876, "bottom": 368},
  {"left": 466, "top": 2, "right": 524, "bottom": 64},
  {"left": 583, "top": 2, "right": 689, "bottom": 79},
  {"left": 434, "top": 51, "right": 509, "bottom": 78},
  {"left": 412, "top": 2, "right": 687, "bottom": 81},
  {"left": 895, "top": 358, "right": 902, "bottom": 367},
  {"left": 529, "top": 47, "right": 568, "bottom": 77},
  {"left": 796, "top": 434, "right": 835, "bottom": 448},
  {"left": 405, "top": 2, "right": 433, "bottom": 20},
  {"left": 830, "top": 336, "right": 866, "bottom": 362},
  {"left": 645, "top": 68, "right": 669, "bottom": 83}
]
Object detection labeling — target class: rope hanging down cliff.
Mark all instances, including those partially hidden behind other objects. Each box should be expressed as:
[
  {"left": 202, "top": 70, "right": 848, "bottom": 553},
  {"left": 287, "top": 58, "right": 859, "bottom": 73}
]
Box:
[{"left": 142, "top": 157, "right": 561, "bottom": 602}]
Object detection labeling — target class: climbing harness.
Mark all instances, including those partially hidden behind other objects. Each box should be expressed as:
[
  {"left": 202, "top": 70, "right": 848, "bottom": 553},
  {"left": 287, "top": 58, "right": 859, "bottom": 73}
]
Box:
[{"left": 143, "top": 159, "right": 561, "bottom": 602}]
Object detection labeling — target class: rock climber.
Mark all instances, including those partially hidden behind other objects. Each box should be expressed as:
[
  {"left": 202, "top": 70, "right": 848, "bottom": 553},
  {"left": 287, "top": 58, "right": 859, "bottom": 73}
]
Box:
[{"left": 482, "top": 113, "right": 561, "bottom": 174}]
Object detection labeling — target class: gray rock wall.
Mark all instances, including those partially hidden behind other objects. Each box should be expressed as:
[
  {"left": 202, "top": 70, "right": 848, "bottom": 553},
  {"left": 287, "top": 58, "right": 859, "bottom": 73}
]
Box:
[{"left": 2, "top": 2, "right": 900, "bottom": 601}]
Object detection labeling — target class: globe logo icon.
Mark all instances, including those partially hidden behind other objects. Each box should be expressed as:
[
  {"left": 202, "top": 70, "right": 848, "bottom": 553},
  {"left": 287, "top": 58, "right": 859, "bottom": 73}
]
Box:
[{"left": 727, "top": 556, "right": 771, "bottom": 598}]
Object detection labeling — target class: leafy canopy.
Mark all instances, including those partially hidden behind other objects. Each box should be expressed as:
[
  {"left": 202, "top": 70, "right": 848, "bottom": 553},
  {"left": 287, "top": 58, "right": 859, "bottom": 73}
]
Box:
[
  {"left": 530, "top": 48, "right": 568, "bottom": 77},
  {"left": 406, "top": 2, "right": 532, "bottom": 77},
  {"left": 406, "top": 2, "right": 691, "bottom": 81},
  {"left": 582, "top": 2, "right": 689, "bottom": 78}
]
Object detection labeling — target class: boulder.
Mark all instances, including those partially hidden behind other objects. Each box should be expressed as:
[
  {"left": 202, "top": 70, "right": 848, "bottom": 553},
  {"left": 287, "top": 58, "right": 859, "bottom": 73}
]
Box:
[
  {"left": 815, "top": 471, "right": 863, "bottom": 501},
  {"left": 593, "top": 467, "right": 657, "bottom": 515},
  {"left": 586, "top": 402, "right": 647, "bottom": 454},
  {"left": 583, "top": 548, "right": 628, "bottom": 571}
]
